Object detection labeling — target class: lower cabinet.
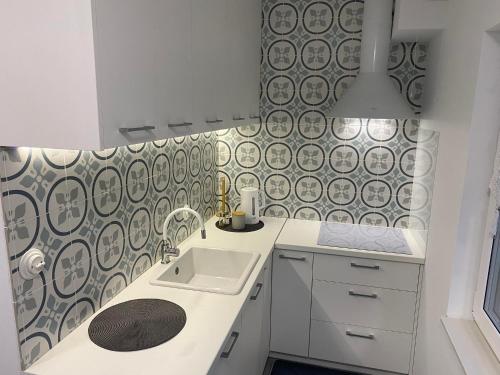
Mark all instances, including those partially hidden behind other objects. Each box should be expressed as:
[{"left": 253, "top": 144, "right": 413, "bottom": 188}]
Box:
[
  {"left": 210, "top": 313, "right": 244, "bottom": 375},
  {"left": 270, "top": 249, "right": 313, "bottom": 357},
  {"left": 270, "top": 249, "right": 422, "bottom": 374},
  {"left": 257, "top": 258, "right": 272, "bottom": 372},
  {"left": 209, "top": 258, "right": 271, "bottom": 375}
]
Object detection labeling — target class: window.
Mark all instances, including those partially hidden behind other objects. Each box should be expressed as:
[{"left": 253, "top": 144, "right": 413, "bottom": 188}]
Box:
[
  {"left": 484, "top": 220, "right": 500, "bottom": 332},
  {"left": 474, "top": 206, "right": 500, "bottom": 360}
]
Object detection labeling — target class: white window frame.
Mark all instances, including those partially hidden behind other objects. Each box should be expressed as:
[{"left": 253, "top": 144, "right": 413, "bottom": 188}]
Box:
[{"left": 473, "top": 196, "right": 500, "bottom": 360}]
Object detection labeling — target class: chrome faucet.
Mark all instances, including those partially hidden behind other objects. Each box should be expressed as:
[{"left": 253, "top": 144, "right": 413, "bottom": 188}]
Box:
[{"left": 161, "top": 205, "right": 206, "bottom": 264}]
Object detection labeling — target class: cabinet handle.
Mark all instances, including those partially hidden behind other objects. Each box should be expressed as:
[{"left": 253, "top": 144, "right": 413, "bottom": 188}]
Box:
[
  {"left": 119, "top": 125, "right": 155, "bottom": 133},
  {"left": 279, "top": 254, "right": 306, "bottom": 262},
  {"left": 250, "top": 283, "right": 263, "bottom": 301},
  {"left": 220, "top": 331, "right": 239, "bottom": 358},
  {"left": 167, "top": 122, "right": 193, "bottom": 128},
  {"left": 348, "top": 290, "right": 378, "bottom": 299},
  {"left": 350, "top": 262, "right": 380, "bottom": 270},
  {"left": 248, "top": 115, "right": 260, "bottom": 120},
  {"left": 206, "top": 119, "right": 223, "bottom": 124},
  {"left": 346, "top": 330, "right": 375, "bottom": 340},
  {"left": 233, "top": 116, "right": 246, "bottom": 121}
]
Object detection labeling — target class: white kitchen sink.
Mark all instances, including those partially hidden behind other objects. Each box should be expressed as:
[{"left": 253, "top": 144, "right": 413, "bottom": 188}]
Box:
[{"left": 150, "top": 247, "right": 260, "bottom": 295}]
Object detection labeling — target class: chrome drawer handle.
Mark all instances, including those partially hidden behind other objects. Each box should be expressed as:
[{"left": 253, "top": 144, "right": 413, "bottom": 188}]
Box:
[
  {"left": 348, "top": 290, "right": 378, "bottom": 299},
  {"left": 220, "top": 331, "right": 239, "bottom": 358},
  {"left": 119, "top": 125, "right": 155, "bottom": 133},
  {"left": 233, "top": 116, "right": 246, "bottom": 121},
  {"left": 250, "top": 283, "right": 263, "bottom": 301},
  {"left": 346, "top": 330, "right": 375, "bottom": 340},
  {"left": 167, "top": 122, "right": 193, "bottom": 128},
  {"left": 206, "top": 119, "right": 223, "bottom": 124},
  {"left": 279, "top": 254, "right": 306, "bottom": 261},
  {"left": 350, "top": 262, "right": 380, "bottom": 270}
]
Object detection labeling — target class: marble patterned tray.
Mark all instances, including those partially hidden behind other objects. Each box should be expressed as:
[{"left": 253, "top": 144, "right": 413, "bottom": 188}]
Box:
[{"left": 317, "top": 222, "right": 412, "bottom": 255}]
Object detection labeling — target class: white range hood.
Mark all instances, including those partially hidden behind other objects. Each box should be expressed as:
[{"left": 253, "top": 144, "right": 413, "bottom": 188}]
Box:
[{"left": 331, "top": 0, "right": 414, "bottom": 119}]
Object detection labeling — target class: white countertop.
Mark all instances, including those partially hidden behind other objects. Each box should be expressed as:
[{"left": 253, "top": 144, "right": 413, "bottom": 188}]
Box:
[
  {"left": 25, "top": 217, "right": 426, "bottom": 375},
  {"left": 24, "top": 216, "right": 287, "bottom": 375},
  {"left": 275, "top": 219, "right": 426, "bottom": 264}
]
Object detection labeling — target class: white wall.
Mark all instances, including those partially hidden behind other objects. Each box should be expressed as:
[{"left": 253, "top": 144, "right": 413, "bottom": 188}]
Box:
[
  {"left": 409, "top": 0, "right": 500, "bottom": 374},
  {"left": 0, "top": 198, "right": 22, "bottom": 374},
  {"left": 448, "top": 31, "right": 500, "bottom": 319}
]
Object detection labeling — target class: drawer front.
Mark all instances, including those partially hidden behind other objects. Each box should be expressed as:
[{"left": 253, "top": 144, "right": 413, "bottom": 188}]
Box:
[
  {"left": 314, "top": 254, "right": 419, "bottom": 292},
  {"left": 310, "top": 320, "right": 412, "bottom": 374},
  {"left": 312, "top": 281, "right": 416, "bottom": 333}
]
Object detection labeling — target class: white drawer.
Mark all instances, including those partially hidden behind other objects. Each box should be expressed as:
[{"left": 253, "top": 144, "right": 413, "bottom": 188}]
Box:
[
  {"left": 310, "top": 320, "right": 412, "bottom": 374},
  {"left": 312, "top": 281, "right": 416, "bottom": 333},
  {"left": 313, "top": 254, "right": 419, "bottom": 292}
]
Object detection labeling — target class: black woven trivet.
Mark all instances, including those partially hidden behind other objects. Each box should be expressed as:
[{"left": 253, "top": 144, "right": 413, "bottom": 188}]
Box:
[{"left": 88, "top": 299, "right": 186, "bottom": 352}]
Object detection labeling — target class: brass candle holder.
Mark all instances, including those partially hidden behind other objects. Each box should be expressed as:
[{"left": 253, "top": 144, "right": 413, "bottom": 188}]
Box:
[{"left": 217, "top": 176, "right": 230, "bottom": 226}]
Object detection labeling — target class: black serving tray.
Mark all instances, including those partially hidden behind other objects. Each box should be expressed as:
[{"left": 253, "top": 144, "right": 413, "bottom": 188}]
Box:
[{"left": 215, "top": 218, "right": 264, "bottom": 232}]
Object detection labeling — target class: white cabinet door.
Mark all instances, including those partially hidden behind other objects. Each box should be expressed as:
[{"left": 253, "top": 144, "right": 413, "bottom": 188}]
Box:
[
  {"left": 192, "top": 0, "right": 261, "bottom": 134},
  {"left": 210, "top": 261, "right": 271, "bottom": 375},
  {"left": 228, "top": 0, "right": 262, "bottom": 124},
  {"left": 258, "top": 259, "right": 272, "bottom": 372},
  {"left": 242, "top": 259, "right": 271, "bottom": 375},
  {"left": 93, "top": 0, "right": 193, "bottom": 148},
  {"left": 209, "top": 313, "right": 243, "bottom": 375},
  {"left": 270, "top": 249, "right": 313, "bottom": 357},
  {"left": 1, "top": 1, "right": 102, "bottom": 150},
  {"left": 191, "top": 0, "right": 234, "bottom": 133}
]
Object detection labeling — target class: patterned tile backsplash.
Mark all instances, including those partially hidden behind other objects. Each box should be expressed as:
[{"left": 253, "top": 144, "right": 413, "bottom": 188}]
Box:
[
  {"left": 217, "top": 119, "right": 438, "bottom": 228},
  {"left": 217, "top": 0, "right": 437, "bottom": 229},
  {"left": 0, "top": 0, "right": 439, "bottom": 370},
  {"left": 0, "top": 134, "right": 218, "bottom": 369},
  {"left": 261, "top": 0, "right": 427, "bottom": 119}
]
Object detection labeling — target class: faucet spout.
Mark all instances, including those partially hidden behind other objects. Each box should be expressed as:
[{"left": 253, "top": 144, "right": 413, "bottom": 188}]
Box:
[{"left": 161, "top": 205, "right": 206, "bottom": 264}]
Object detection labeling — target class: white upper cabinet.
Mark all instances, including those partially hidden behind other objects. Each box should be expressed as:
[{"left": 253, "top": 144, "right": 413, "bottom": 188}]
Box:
[
  {"left": 1, "top": 1, "right": 101, "bottom": 151},
  {"left": 230, "top": 0, "right": 261, "bottom": 122},
  {"left": 95, "top": 0, "right": 194, "bottom": 146},
  {"left": 1, "top": 0, "right": 261, "bottom": 150},
  {"left": 192, "top": 0, "right": 233, "bottom": 132},
  {"left": 192, "top": 0, "right": 261, "bottom": 133}
]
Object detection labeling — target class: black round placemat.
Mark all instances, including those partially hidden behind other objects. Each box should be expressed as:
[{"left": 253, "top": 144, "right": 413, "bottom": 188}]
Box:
[
  {"left": 88, "top": 299, "right": 186, "bottom": 352},
  {"left": 215, "top": 219, "right": 264, "bottom": 232}
]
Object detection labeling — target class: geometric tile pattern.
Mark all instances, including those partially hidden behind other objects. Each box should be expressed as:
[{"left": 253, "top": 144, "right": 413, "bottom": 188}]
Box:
[
  {"left": 0, "top": 133, "right": 217, "bottom": 369},
  {"left": 217, "top": 119, "right": 438, "bottom": 229},
  {"left": 409, "top": 129, "right": 440, "bottom": 229},
  {"left": 217, "top": 0, "right": 437, "bottom": 229},
  {"left": 261, "top": 0, "right": 428, "bottom": 121}
]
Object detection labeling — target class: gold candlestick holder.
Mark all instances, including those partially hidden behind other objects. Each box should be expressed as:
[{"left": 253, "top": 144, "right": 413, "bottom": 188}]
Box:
[{"left": 218, "top": 177, "right": 231, "bottom": 226}]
